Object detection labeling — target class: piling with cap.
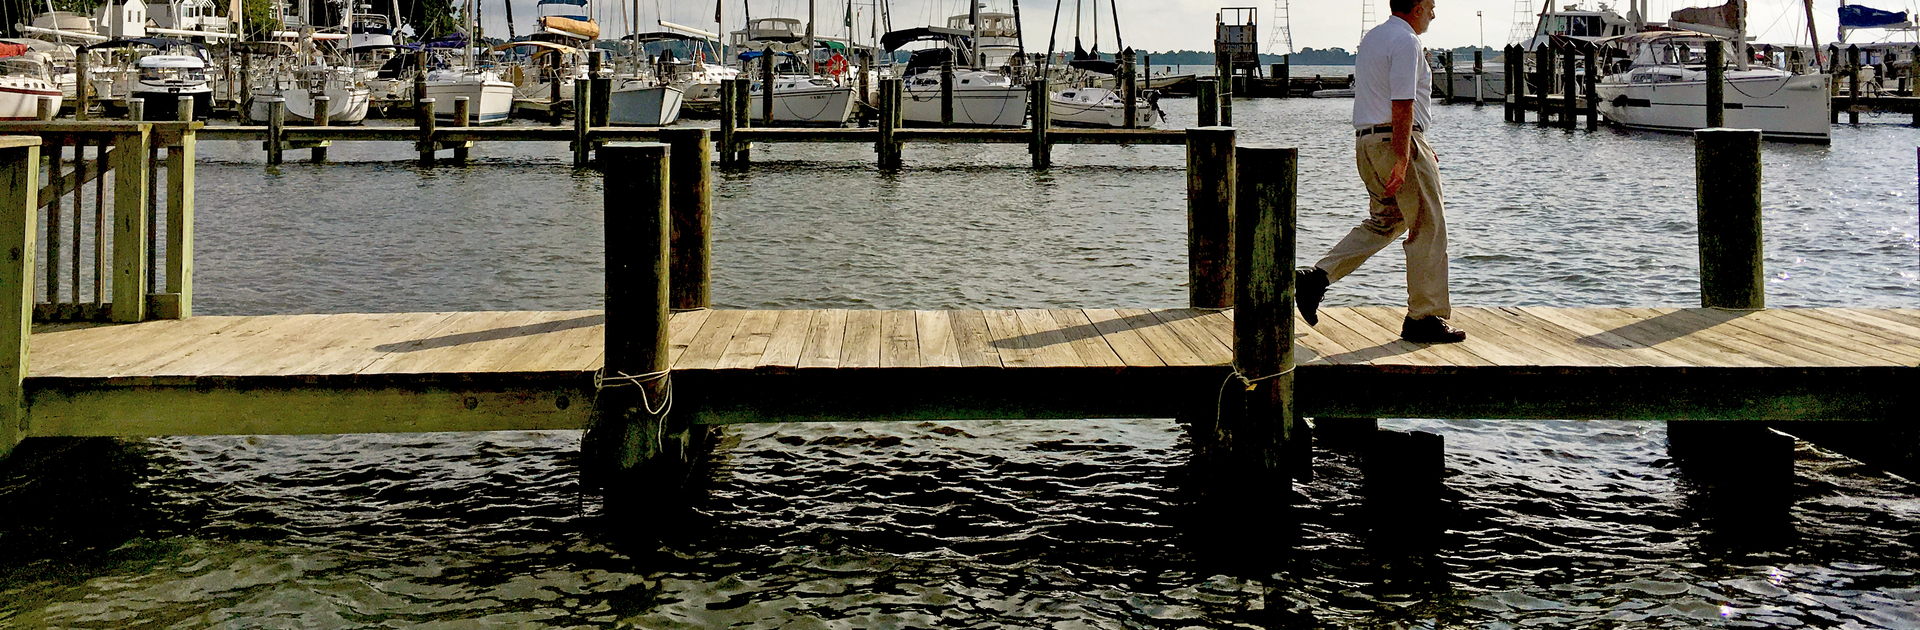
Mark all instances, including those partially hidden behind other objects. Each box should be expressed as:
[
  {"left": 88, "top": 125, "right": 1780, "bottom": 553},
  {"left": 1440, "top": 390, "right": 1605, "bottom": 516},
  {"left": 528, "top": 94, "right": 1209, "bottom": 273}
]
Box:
[
  {"left": 452, "top": 96, "right": 471, "bottom": 163},
  {"left": 266, "top": 97, "right": 285, "bottom": 165},
  {"left": 416, "top": 97, "right": 437, "bottom": 167}
]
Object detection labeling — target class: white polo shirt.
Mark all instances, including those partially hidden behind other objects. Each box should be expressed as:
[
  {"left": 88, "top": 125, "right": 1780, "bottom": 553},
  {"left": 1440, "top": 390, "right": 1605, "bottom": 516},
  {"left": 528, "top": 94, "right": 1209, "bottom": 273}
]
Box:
[{"left": 1352, "top": 15, "right": 1432, "bottom": 131}]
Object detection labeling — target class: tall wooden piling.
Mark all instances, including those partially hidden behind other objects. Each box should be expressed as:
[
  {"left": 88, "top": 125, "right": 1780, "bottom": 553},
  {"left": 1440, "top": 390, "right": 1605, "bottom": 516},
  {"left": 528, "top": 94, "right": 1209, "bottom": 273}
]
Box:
[
  {"left": 663, "top": 128, "right": 712, "bottom": 310},
  {"left": 1029, "top": 78, "right": 1050, "bottom": 169},
  {"left": 1473, "top": 50, "right": 1485, "bottom": 105},
  {"left": 1695, "top": 128, "right": 1764, "bottom": 310},
  {"left": 1561, "top": 44, "right": 1577, "bottom": 129},
  {"left": 452, "top": 96, "right": 471, "bottom": 164},
  {"left": 1443, "top": 51, "right": 1456, "bottom": 102},
  {"left": 1584, "top": 47, "right": 1598, "bottom": 131},
  {"left": 1, "top": 136, "right": 39, "bottom": 461},
  {"left": 416, "top": 98, "right": 437, "bottom": 167},
  {"left": 1275, "top": 61, "right": 1290, "bottom": 97},
  {"left": 1509, "top": 46, "right": 1525, "bottom": 124},
  {"left": 1223, "top": 144, "right": 1299, "bottom": 475},
  {"left": 128, "top": 98, "right": 144, "bottom": 122},
  {"left": 1122, "top": 49, "right": 1137, "bottom": 128},
  {"left": 1848, "top": 45, "right": 1862, "bottom": 125},
  {"left": 266, "top": 97, "right": 286, "bottom": 165},
  {"left": 719, "top": 80, "right": 738, "bottom": 167},
  {"left": 574, "top": 80, "right": 593, "bottom": 166},
  {"left": 590, "top": 52, "right": 611, "bottom": 128},
  {"left": 1535, "top": 43, "right": 1553, "bottom": 126},
  {"left": 75, "top": 52, "right": 89, "bottom": 121},
  {"left": 311, "top": 95, "right": 331, "bottom": 163},
  {"left": 940, "top": 59, "right": 955, "bottom": 126},
  {"left": 413, "top": 50, "right": 428, "bottom": 108},
  {"left": 879, "top": 79, "right": 902, "bottom": 169},
  {"left": 36, "top": 97, "right": 53, "bottom": 121},
  {"left": 761, "top": 46, "right": 776, "bottom": 125},
  {"left": 1196, "top": 78, "right": 1219, "bottom": 127},
  {"left": 1706, "top": 41, "right": 1726, "bottom": 128},
  {"left": 582, "top": 142, "right": 685, "bottom": 488},
  {"left": 732, "top": 78, "right": 753, "bottom": 164},
  {"left": 1187, "top": 127, "right": 1235, "bottom": 309},
  {"left": 1220, "top": 73, "right": 1234, "bottom": 126}
]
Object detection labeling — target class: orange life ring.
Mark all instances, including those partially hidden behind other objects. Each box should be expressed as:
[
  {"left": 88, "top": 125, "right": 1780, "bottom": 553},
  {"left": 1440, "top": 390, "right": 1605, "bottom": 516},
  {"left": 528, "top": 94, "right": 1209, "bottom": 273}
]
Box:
[{"left": 826, "top": 54, "right": 849, "bottom": 76}]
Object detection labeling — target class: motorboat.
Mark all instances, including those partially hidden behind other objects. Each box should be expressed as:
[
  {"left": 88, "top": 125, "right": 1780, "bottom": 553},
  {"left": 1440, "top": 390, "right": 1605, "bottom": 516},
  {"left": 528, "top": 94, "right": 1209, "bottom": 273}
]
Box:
[
  {"left": 0, "top": 43, "right": 64, "bottom": 119},
  {"left": 1593, "top": 30, "right": 1830, "bottom": 142}
]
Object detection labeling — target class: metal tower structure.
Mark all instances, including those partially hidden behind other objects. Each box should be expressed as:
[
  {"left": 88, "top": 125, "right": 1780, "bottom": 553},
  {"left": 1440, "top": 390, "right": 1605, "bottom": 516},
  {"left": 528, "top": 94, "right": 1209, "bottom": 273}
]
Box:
[
  {"left": 1360, "top": 0, "right": 1377, "bottom": 40},
  {"left": 1508, "top": 0, "right": 1539, "bottom": 45},
  {"left": 1268, "top": 0, "right": 1293, "bottom": 55}
]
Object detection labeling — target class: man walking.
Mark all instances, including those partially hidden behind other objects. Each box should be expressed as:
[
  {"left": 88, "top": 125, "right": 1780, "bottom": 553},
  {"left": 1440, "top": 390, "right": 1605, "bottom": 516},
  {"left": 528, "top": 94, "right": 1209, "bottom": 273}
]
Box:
[{"left": 1296, "top": 0, "right": 1465, "bottom": 344}]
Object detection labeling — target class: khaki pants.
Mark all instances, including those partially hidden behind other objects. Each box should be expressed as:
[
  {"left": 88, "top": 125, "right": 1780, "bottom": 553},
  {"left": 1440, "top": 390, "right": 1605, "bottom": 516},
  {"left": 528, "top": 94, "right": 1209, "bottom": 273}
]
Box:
[{"left": 1313, "top": 131, "right": 1451, "bottom": 320}]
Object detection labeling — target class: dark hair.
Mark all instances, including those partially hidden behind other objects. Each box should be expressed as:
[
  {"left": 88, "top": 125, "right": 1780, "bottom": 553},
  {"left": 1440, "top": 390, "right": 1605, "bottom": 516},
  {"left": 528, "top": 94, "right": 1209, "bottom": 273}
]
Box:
[{"left": 1391, "top": 0, "right": 1421, "bottom": 14}]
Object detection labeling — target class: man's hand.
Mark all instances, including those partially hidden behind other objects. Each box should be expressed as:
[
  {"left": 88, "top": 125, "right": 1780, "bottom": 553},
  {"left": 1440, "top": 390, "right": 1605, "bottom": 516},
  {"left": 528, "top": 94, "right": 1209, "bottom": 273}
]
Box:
[{"left": 1384, "top": 158, "right": 1410, "bottom": 197}]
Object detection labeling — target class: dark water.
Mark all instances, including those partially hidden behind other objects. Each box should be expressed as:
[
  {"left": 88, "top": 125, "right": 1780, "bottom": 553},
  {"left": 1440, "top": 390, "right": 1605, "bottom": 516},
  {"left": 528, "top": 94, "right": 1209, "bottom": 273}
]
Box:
[{"left": 2, "top": 99, "right": 1917, "bottom": 628}]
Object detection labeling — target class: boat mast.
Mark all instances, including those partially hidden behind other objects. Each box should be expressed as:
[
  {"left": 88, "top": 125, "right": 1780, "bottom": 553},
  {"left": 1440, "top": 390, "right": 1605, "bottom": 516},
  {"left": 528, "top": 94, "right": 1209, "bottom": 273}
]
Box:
[
  {"left": 465, "top": 0, "right": 475, "bottom": 69},
  {"left": 807, "top": 0, "right": 817, "bottom": 73},
  {"left": 1734, "top": 0, "right": 1747, "bottom": 70},
  {"left": 969, "top": 0, "right": 981, "bottom": 69},
  {"left": 1804, "top": 0, "right": 1823, "bottom": 66}
]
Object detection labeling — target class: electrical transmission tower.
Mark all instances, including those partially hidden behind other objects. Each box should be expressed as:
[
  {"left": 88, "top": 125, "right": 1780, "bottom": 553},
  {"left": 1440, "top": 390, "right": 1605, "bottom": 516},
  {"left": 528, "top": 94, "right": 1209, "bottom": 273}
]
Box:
[
  {"left": 1360, "top": 0, "right": 1377, "bottom": 40},
  {"left": 1508, "top": 0, "right": 1539, "bottom": 46},
  {"left": 1269, "top": 0, "right": 1293, "bottom": 55}
]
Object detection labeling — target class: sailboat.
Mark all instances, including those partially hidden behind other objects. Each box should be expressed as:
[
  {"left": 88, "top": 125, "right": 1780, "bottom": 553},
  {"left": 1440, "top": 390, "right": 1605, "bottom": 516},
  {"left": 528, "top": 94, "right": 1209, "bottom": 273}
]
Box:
[
  {"left": 422, "top": 0, "right": 515, "bottom": 124},
  {"left": 0, "top": 41, "right": 64, "bottom": 119},
  {"left": 1046, "top": 0, "right": 1160, "bottom": 128},
  {"left": 246, "top": 0, "right": 372, "bottom": 125},
  {"left": 604, "top": 0, "right": 687, "bottom": 126},
  {"left": 882, "top": 3, "right": 1030, "bottom": 127},
  {"left": 734, "top": 8, "right": 856, "bottom": 125},
  {"left": 1592, "top": 0, "right": 1830, "bottom": 142}
]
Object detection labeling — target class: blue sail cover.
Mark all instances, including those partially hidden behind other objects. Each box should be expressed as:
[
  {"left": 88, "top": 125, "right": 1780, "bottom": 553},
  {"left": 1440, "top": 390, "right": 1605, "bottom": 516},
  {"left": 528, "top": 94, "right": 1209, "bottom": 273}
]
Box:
[{"left": 1840, "top": 4, "right": 1909, "bottom": 28}]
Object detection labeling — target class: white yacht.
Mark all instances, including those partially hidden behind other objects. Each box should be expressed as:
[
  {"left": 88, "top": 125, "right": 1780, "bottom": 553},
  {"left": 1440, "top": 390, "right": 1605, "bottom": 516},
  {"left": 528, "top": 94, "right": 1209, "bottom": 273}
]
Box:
[
  {"left": 247, "top": 37, "right": 373, "bottom": 124},
  {"left": 883, "top": 7, "right": 1031, "bottom": 127},
  {"left": 1048, "top": 85, "right": 1159, "bottom": 127},
  {"left": 424, "top": 65, "right": 516, "bottom": 124},
  {"left": 1593, "top": 30, "right": 1830, "bottom": 142},
  {"left": 0, "top": 44, "right": 64, "bottom": 119}
]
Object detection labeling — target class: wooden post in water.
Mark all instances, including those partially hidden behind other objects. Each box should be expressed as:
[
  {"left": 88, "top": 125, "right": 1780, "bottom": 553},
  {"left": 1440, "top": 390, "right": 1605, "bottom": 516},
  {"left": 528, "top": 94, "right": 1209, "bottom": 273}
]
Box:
[
  {"left": 719, "top": 80, "right": 737, "bottom": 167},
  {"left": 1537, "top": 43, "right": 1555, "bottom": 126},
  {"left": 1122, "top": 49, "right": 1137, "bottom": 128},
  {"left": 416, "top": 98, "right": 436, "bottom": 167},
  {"left": 761, "top": 46, "right": 776, "bottom": 125},
  {"left": 1706, "top": 41, "right": 1726, "bottom": 128},
  {"left": 266, "top": 97, "right": 286, "bottom": 165},
  {"left": 663, "top": 128, "right": 712, "bottom": 311},
  {"left": 1276, "top": 60, "right": 1290, "bottom": 97},
  {"left": 1560, "top": 44, "right": 1577, "bottom": 129},
  {"left": 1584, "top": 47, "right": 1598, "bottom": 131},
  {"left": 1695, "top": 128, "right": 1764, "bottom": 310},
  {"left": 733, "top": 78, "right": 753, "bottom": 164},
  {"left": 574, "top": 80, "right": 593, "bottom": 166},
  {"left": 75, "top": 52, "right": 89, "bottom": 121},
  {"left": 549, "top": 51, "right": 565, "bottom": 125},
  {"left": 582, "top": 142, "right": 683, "bottom": 488},
  {"left": 129, "top": 98, "right": 145, "bottom": 122},
  {"left": 1029, "top": 77, "right": 1050, "bottom": 169},
  {"left": 1849, "top": 45, "right": 1862, "bottom": 125},
  {"left": 591, "top": 52, "right": 611, "bottom": 128},
  {"left": 177, "top": 96, "right": 193, "bottom": 122},
  {"left": 1510, "top": 46, "right": 1526, "bottom": 124},
  {"left": 1187, "top": 127, "right": 1235, "bottom": 309},
  {"left": 452, "top": 96, "right": 471, "bottom": 164},
  {"left": 1223, "top": 144, "right": 1300, "bottom": 476},
  {"left": 311, "top": 95, "right": 331, "bottom": 163},
  {"left": 110, "top": 125, "right": 151, "bottom": 323},
  {"left": 36, "top": 97, "right": 54, "bottom": 121},
  {"left": 413, "top": 50, "right": 428, "bottom": 108},
  {"left": 878, "top": 79, "right": 901, "bottom": 169},
  {"left": 1, "top": 136, "right": 40, "bottom": 462},
  {"left": 1443, "top": 51, "right": 1456, "bottom": 102},
  {"left": 1473, "top": 50, "right": 1485, "bottom": 105},
  {"left": 1196, "top": 78, "right": 1219, "bottom": 127},
  {"left": 940, "top": 58, "right": 955, "bottom": 126}
]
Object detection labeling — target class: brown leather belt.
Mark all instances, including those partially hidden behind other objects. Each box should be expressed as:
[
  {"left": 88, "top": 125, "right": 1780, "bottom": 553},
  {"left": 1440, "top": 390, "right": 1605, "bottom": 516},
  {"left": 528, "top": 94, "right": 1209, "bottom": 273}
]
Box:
[{"left": 1356, "top": 124, "right": 1424, "bottom": 137}]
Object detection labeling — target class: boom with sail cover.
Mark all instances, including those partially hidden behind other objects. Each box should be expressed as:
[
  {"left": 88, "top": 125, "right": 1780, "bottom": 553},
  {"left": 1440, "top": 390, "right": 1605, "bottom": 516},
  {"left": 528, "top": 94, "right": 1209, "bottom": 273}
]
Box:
[{"left": 1839, "top": 4, "right": 1910, "bottom": 29}]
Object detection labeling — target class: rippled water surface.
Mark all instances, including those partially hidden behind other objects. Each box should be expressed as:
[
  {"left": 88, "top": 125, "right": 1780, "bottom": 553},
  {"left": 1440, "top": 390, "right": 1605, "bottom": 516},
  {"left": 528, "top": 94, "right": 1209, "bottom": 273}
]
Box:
[{"left": 2, "top": 99, "right": 1917, "bottom": 628}]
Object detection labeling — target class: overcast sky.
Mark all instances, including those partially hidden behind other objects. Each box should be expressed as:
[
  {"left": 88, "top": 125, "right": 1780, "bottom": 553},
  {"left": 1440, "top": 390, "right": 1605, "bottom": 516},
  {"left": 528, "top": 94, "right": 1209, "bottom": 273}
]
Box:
[{"left": 478, "top": 0, "right": 1918, "bottom": 54}]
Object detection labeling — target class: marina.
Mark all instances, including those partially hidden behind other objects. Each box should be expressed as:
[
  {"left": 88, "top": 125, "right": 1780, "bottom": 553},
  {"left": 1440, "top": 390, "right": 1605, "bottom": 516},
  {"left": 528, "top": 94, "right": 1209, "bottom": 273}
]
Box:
[{"left": 1, "top": 0, "right": 1918, "bottom": 627}]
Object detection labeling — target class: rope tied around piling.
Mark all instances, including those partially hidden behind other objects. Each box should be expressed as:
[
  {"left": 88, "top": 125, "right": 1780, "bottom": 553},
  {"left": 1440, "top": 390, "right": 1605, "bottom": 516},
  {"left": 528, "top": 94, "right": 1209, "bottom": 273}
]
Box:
[
  {"left": 1213, "top": 364, "right": 1297, "bottom": 427},
  {"left": 594, "top": 367, "right": 674, "bottom": 417}
]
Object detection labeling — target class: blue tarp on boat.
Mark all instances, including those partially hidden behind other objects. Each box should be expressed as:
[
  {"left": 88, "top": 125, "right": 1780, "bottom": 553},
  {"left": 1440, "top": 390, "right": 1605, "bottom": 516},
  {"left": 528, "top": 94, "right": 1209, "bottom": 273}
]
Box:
[{"left": 1840, "top": 4, "right": 1909, "bottom": 28}]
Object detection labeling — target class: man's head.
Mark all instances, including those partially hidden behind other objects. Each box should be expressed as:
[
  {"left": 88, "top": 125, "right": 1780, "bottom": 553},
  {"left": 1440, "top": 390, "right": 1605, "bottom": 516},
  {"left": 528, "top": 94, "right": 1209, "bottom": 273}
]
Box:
[{"left": 1392, "top": 0, "right": 1436, "bottom": 34}]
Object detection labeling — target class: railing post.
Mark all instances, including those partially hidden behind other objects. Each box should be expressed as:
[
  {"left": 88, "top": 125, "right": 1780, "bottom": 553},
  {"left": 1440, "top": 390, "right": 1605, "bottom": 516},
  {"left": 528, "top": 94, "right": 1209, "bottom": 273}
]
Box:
[
  {"left": 1706, "top": 41, "right": 1726, "bottom": 129},
  {"left": 111, "top": 125, "right": 152, "bottom": 323},
  {"left": 1695, "top": 128, "right": 1764, "bottom": 310},
  {"left": 940, "top": 58, "right": 955, "bottom": 126},
  {"left": 1122, "top": 49, "right": 1137, "bottom": 128},
  {"left": 1225, "top": 144, "right": 1300, "bottom": 476},
  {"left": 663, "top": 128, "right": 712, "bottom": 311},
  {"left": 1187, "top": 126, "right": 1235, "bottom": 309},
  {"left": 582, "top": 142, "right": 688, "bottom": 489},
  {"left": 417, "top": 97, "right": 437, "bottom": 167},
  {"left": 1029, "top": 77, "right": 1050, "bottom": 169},
  {"left": 165, "top": 122, "right": 196, "bottom": 318},
  {"left": 311, "top": 94, "right": 331, "bottom": 163},
  {"left": 266, "top": 97, "right": 285, "bottom": 165},
  {"left": 1195, "top": 78, "right": 1219, "bottom": 127},
  {"left": 1, "top": 136, "right": 40, "bottom": 462},
  {"left": 452, "top": 96, "right": 471, "bottom": 163}
]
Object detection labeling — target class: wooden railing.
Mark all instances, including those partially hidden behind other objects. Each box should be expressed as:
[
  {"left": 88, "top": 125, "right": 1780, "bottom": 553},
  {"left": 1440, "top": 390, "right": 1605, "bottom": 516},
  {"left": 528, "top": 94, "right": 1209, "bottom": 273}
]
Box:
[{"left": 0, "top": 121, "right": 198, "bottom": 323}]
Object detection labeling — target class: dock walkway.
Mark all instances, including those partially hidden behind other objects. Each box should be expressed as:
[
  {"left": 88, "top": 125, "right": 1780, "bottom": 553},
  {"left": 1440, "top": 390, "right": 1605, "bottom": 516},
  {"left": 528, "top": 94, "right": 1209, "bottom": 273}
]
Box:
[{"left": 23, "top": 306, "right": 1917, "bottom": 439}]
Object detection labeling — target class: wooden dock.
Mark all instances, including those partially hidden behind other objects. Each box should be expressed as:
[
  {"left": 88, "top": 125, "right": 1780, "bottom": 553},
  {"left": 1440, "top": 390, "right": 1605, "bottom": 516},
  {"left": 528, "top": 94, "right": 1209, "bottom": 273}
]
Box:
[{"left": 22, "top": 306, "right": 1916, "bottom": 439}]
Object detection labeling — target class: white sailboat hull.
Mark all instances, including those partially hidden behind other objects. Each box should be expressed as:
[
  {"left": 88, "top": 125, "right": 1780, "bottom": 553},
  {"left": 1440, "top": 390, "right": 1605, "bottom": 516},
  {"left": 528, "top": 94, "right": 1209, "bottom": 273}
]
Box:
[
  {"left": 1048, "top": 87, "right": 1159, "bottom": 128},
  {"left": 748, "top": 83, "right": 855, "bottom": 125},
  {"left": 0, "top": 79, "right": 62, "bottom": 120},
  {"left": 247, "top": 86, "right": 372, "bottom": 123},
  {"left": 902, "top": 83, "right": 1029, "bottom": 127},
  {"left": 607, "top": 83, "right": 684, "bottom": 126},
  {"left": 1595, "top": 72, "right": 1831, "bottom": 142}
]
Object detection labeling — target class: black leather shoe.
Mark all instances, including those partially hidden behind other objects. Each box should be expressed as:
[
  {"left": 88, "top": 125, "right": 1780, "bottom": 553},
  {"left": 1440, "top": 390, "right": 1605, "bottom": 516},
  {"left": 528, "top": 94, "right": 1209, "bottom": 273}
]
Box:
[
  {"left": 1401, "top": 316, "right": 1466, "bottom": 343},
  {"left": 1296, "top": 267, "right": 1329, "bottom": 327}
]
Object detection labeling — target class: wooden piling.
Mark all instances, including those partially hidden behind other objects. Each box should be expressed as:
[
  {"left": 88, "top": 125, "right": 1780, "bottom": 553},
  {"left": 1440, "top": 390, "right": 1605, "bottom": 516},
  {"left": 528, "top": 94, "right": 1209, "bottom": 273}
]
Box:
[
  {"left": 36, "top": 97, "right": 53, "bottom": 121},
  {"left": 1, "top": 136, "right": 39, "bottom": 461},
  {"left": 1223, "top": 144, "right": 1299, "bottom": 475},
  {"left": 1220, "top": 74, "right": 1234, "bottom": 126},
  {"left": 177, "top": 96, "right": 194, "bottom": 122},
  {"left": 761, "top": 46, "right": 775, "bottom": 125},
  {"left": 549, "top": 52, "right": 565, "bottom": 125},
  {"left": 582, "top": 142, "right": 681, "bottom": 487},
  {"left": 1695, "top": 128, "right": 1764, "bottom": 310},
  {"left": 452, "top": 96, "right": 471, "bottom": 164},
  {"left": 1029, "top": 78, "right": 1050, "bottom": 169},
  {"left": 128, "top": 98, "right": 145, "bottom": 122},
  {"left": 1276, "top": 61, "right": 1289, "bottom": 98},
  {"left": 940, "top": 59, "right": 955, "bottom": 126},
  {"left": 1583, "top": 47, "right": 1598, "bottom": 131},
  {"left": 733, "top": 78, "right": 753, "bottom": 164},
  {"left": 1561, "top": 44, "right": 1577, "bottom": 129},
  {"left": 1535, "top": 44, "right": 1552, "bottom": 126},
  {"left": 590, "top": 52, "right": 611, "bottom": 128},
  {"left": 1122, "top": 49, "right": 1137, "bottom": 129},
  {"left": 1186, "top": 127, "right": 1235, "bottom": 309},
  {"left": 1443, "top": 51, "right": 1456, "bottom": 102},
  {"left": 75, "top": 52, "right": 89, "bottom": 121},
  {"left": 416, "top": 98, "right": 436, "bottom": 167},
  {"left": 1508, "top": 46, "right": 1524, "bottom": 124},
  {"left": 1196, "top": 78, "right": 1219, "bottom": 127},
  {"left": 311, "top": 95, "right": 331, "bottom": 163},
  {"left": 574, "top": 81, "right": 593, "bottom": 166},
  {"left": 1474, "top": 50, "right": 1485, "bottom": 105},
  {"left": 266, "top": 97, "right": 285, "bottom": 165},
  {"left": 1706, "top": 41, "right": 1726, "bottom": 128},
  {"left": 1849, "top": 45, "right": 1862, "bottom": 125},
  {"left": 662, "top": 128, "right": 712, "bottom": 311},
  {"left": 878, "top": 79, "right": 902, "bottom": 169}
]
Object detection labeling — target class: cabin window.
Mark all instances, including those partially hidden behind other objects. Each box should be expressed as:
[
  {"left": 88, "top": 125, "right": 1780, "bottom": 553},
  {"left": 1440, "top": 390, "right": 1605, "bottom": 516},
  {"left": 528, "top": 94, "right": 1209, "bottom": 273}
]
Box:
[{"left": 961, "top": 79, "right": 971, "bottom": 84}]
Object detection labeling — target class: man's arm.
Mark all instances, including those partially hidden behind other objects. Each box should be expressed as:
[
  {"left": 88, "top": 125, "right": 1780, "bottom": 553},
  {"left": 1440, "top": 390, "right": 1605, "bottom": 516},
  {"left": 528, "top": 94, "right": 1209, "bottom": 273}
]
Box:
[{"left": 1384, "top": 99, "right": 1415, "bottom": 197}]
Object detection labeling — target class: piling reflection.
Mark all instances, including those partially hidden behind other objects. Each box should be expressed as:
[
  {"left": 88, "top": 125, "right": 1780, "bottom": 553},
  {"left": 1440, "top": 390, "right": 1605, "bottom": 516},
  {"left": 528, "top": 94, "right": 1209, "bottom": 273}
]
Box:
[{"left": 0, "top": 437, "right": 155, "bottom": 566}]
